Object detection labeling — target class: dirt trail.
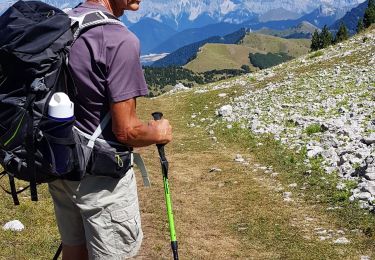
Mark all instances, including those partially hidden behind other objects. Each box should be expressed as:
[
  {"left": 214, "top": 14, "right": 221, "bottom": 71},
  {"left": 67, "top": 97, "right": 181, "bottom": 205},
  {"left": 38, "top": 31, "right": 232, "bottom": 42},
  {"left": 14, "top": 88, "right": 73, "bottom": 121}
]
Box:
[{"left": 125, "top": 97, "right": 373, "bottom": 260}]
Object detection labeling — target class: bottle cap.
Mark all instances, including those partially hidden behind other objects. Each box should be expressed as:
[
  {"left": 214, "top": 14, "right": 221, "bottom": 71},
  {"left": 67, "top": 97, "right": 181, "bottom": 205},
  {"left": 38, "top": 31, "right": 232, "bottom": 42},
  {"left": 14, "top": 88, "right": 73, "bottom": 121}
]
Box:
[{"left": 48, "top": 92, "right": 74, "bottom": 119}]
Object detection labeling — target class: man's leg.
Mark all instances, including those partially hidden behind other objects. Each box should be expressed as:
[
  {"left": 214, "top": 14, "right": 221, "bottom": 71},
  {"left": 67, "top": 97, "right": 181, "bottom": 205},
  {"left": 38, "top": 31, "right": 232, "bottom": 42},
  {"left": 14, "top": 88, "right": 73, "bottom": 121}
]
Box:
[
  {"left": 76, "top": 169, "right": 143, "bottom": 259},
  {"left": 49, "top": 179, "right": 88, "bottom": 259},
  {"left": 62, "top": 244, "right": 89, "bottom": 260}
]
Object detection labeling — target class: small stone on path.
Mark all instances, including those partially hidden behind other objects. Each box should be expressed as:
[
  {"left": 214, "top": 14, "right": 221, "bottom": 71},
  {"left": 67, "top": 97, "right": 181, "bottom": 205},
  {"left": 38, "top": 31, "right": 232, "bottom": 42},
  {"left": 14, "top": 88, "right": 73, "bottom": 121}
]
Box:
[
  {"left": 3, "top": 220, "right": 24, "bottom": 232},
  {"left": 234, "top": 154, "right": 245, "bottom": 163}
]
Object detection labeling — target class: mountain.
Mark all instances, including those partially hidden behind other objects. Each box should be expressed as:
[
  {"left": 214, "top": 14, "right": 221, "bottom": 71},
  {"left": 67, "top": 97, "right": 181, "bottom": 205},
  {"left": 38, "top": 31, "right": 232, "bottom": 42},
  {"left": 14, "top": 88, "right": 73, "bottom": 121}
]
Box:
[
  {"left": 1, "top": 0, "right": 365, "bottom": 31},
  {"left": 149, "top": 22, "right": 243, "bottom": 54},
  {"left": 259, "top": 8, "right": 302, "bottom": 22},
  {"left": 128, "top": 18, "right": 176, "bottom": 54},
  {"left": 144, "top": 4, "right": 352, "bottom": 55},
  {"left": 151, "top": 28, "right": 247, "bottom": 68},
  {"left": 242, "top": 4, "right": 355, "bottom": 31},
  {"left": 330, "top": 0, "right": 369, "bottom": 34},
  {"left": 125, "top": 0, "right": 366, "bottom": 30},
  {"left": 256, "top": 21, "right": 319, "bottom": 39},
  {"left": 184, "top": 33, "right": 311, "bottom": 73},
  {"left": 64, "top": 1, "right": 367, "bottom": 33}
]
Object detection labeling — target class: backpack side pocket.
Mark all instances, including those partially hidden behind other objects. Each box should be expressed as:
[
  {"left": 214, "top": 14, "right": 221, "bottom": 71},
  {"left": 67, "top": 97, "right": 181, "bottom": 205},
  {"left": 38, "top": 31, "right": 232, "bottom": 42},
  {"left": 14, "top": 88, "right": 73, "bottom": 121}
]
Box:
[{"left": 88, "top": 142, "right": 132, "bottom": 179}]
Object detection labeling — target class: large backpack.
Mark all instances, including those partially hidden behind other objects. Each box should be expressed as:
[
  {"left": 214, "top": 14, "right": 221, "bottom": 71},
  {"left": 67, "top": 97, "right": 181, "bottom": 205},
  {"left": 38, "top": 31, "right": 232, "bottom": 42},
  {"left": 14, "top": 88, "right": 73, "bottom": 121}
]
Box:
[{"left": 0, "top": 0, "right": 125, "bottom": 204}]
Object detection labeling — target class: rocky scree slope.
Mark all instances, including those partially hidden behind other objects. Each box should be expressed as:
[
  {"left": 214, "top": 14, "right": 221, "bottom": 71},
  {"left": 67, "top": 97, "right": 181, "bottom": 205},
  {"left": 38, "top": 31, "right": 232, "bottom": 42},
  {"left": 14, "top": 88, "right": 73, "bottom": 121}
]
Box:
[{"left": 185, "top": 28, "right": 375, "bottom": 210}]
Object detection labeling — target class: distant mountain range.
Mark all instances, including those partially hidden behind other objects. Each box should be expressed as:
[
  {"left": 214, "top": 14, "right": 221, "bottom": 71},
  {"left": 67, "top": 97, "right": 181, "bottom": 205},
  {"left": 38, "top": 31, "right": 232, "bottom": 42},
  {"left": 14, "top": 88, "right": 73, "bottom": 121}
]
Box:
[
  {"left": 0, "top": 0, "right": 366, "bottom": 30},
  {"left": 135, "top": 4, "right": 352, "bottom": 55},
  {"left": 0, "top": 0, "right": 368, "bottom": 55},
  {"left": 124, "top": 0, "right": 366, "bottom": 31}
]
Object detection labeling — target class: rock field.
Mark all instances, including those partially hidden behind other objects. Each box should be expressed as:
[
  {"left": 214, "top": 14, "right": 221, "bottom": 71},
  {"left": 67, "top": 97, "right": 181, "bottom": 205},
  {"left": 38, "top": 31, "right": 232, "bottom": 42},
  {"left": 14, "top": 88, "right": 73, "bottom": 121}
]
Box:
[
  {"left": 214, "top": 31, "right": 375, "bottom": 209},
  {"left": 211, "top": 29, "right": 375, "bottom": 209}
]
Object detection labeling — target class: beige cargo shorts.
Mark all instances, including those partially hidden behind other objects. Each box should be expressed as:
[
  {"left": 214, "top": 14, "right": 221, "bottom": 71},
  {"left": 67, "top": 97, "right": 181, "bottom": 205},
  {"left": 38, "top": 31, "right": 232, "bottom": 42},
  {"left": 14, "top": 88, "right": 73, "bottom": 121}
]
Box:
[{"left": 48, "top": 168, "right": 143, "bottom": 259}]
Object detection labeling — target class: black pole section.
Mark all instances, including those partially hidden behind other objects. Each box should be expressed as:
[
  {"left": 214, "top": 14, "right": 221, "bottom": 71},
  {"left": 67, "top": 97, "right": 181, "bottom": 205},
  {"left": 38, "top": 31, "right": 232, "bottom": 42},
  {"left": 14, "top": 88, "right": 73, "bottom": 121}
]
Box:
[
  {"left": 52, "top": 243, "right": 62, "bottom": 260},
  {"left": 152, "top": 112, "right": 179, "bottom": 260}
]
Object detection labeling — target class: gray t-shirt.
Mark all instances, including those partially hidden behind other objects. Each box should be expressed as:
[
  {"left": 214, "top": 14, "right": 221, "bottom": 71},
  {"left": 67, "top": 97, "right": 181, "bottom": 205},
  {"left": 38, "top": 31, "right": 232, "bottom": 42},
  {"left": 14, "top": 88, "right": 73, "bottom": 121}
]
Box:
[{"left": 68, "top": 2, "right": 148, "bottom": 142}]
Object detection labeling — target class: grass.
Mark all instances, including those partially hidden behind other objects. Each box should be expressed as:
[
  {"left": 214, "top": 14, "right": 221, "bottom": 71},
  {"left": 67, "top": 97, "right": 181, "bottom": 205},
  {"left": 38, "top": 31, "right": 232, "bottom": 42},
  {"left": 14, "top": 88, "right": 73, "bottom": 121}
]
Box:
[
  {"left": 184, "top": 43, "right": 255, "bottom": 73},
  {"left": 305, "top": 123, "right": 324, "bottom": 135},
  {"left": 240, "top": 33, "right": 311, "bottom": 57},
  {"left": 308, "top": 51, "right": 324, "bottom": 59}
]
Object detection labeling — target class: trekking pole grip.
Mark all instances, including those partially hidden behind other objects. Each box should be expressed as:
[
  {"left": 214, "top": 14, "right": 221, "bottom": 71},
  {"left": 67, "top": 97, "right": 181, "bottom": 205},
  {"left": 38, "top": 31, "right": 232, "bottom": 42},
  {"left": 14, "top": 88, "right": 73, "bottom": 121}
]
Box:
[
  {"left": 152, "top": 112, "right": 165, "bottom": 150},
  {"left": 152, "top": 112, "right": 163, "bottom": 121}
]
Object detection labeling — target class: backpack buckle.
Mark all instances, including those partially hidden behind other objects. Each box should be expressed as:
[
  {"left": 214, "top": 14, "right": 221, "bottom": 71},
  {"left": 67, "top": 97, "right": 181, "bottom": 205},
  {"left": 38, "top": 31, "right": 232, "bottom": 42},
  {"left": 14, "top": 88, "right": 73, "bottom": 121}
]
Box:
[{"left": 31, "top": 77, "right": 47, "bottom": 92}]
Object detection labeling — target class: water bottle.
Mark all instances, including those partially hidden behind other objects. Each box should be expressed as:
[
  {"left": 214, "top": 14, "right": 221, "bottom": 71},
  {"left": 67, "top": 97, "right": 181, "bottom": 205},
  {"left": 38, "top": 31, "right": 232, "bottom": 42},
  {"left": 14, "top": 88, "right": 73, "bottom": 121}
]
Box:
[{"left": 47, "top": 92, "right": 74, "bottom": 174}]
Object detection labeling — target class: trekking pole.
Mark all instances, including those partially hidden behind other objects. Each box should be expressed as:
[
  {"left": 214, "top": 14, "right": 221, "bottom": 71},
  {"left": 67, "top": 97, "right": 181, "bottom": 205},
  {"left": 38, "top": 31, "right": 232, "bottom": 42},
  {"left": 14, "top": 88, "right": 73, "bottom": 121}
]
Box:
[{"left": 152, "top": 112, "right": 179, "bottom": 260}]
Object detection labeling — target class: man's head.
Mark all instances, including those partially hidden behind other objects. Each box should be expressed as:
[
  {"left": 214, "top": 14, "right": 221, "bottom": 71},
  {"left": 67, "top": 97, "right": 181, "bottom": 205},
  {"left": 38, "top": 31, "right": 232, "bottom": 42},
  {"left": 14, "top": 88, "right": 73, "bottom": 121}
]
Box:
[{"left": 88, "top": 0, "right": 141, "bottom": 17}]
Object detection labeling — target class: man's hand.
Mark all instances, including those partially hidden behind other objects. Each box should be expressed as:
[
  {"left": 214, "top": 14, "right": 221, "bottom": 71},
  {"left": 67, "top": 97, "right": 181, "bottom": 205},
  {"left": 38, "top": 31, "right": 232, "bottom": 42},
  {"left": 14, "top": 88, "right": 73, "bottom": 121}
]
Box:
[
  {"left": 111, "top": 98, "right": 173, "bottom": 147},
  {"left": 148, "top": 119, "right": 172, "bottom": 144}
]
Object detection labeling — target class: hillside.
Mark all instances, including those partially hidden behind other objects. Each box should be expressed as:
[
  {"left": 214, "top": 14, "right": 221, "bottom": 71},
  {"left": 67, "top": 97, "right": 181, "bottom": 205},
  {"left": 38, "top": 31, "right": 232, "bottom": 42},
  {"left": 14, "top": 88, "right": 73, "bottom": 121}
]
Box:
[
  {"left": 151, "top": 28, "right": 247, "bottom": 68},
  {"left": 240, "top": 33, "right": 311, "bottom": 57},
  {"left": 184, "top": 43, "right": 256, "bottom": 73},
  {"left": 150, "top": 22, "right": 242, "bottom": 54},
  {"left": 184, "top": 33, "right": 311, "bottom": 73},
  {"left": 256, "top": 21, "right": 318, "bottom": 39}
]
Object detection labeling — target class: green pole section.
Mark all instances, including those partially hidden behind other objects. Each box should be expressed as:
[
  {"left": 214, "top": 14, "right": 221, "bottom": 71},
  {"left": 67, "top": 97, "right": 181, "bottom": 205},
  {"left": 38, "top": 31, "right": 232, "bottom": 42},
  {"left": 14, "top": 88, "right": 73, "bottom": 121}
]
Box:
[
  {"left": 152, "top": 112, "right": 179, "bottom": 260},
  {"left": 164, "top": 176, "right": 177, "bottom": 241}
]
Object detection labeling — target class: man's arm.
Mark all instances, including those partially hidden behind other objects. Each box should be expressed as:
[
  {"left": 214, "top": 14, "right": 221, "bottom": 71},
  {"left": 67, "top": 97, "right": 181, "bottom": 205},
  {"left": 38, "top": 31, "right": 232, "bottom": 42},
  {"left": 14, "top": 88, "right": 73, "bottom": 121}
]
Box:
[{"left": 111, "top": 98, "right": 172, "bottom": 147}]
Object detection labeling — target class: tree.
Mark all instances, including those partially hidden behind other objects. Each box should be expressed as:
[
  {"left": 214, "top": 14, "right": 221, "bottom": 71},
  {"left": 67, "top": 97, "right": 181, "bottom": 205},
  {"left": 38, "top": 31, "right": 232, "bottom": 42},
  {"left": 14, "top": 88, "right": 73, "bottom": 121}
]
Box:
[
  {"left": 357, "top": 18, "right": 365, "bottom": 33},
  {"left": 241, "top": 64, "right": 251, "bottom": 73},
  {"left": 334, "top": 22, "right": 349, "bottom": 43},
  {"left": 320, "top": 25, "right": 333, "bottom": 48},
  {"left": 364, "top": 0, "right": 375, "bottom": 28},
  {"left": 310, "top": 29, "right": 321, "bottom": 51}
]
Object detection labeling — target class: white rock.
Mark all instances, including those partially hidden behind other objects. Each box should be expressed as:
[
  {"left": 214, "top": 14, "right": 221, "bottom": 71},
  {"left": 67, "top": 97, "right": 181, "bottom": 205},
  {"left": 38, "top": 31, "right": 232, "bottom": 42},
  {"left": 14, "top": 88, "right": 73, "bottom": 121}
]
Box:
[
  {"left": 334, "top": 237, "right": 350, "bottom": 244},
  {"left": 362, "top": 133, "right": 375, "bottom": 145},
  {"left": 217, "top": 105, "right": 233, "bottom": 117},
  {"left": 170, "top": 83, "right": 189, "bottom": 93},
  {"left": 307, "top": 146, "right": 324, "bottom": 158},
  {"left": 3, "top": 220, "right": 24, "bottom": 232},
  {"left": 283, "top": 192, "right": 293, "bottom": 201},
  {"left": 365, "top": 168, "right": 375, "bottom": 180},
  {"left": 336, "top": 182, "right": 346, "bottom": 191},
  {"left": 234, "top": 154, "right": 245, "bottom": 163},
  {"left": 358, "top": 192, "right": 372, "bottom": 200}
]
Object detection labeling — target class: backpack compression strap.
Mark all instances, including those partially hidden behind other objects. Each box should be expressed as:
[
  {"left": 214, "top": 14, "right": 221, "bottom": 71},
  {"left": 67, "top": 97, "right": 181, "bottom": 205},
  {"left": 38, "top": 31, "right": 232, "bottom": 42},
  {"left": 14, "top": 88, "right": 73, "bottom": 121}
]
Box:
[
  {"left": 83, "top": 113, "right": 151, "bottom": 187},
  {"left": 70, "top": 11, "right": 124, "bottom": 43}
]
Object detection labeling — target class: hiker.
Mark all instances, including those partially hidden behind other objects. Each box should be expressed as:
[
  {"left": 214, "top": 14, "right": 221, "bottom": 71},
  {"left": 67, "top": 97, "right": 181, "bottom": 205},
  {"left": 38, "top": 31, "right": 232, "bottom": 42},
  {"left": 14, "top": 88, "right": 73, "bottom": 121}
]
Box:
[{"left": 48, "top": 0, "right": 173, "bottom": 259}]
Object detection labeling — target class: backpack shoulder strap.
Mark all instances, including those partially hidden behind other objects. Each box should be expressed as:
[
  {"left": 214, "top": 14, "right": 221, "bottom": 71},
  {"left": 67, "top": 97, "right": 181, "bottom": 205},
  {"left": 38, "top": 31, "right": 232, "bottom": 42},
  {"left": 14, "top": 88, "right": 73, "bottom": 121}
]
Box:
[{"left": 70, "top": 11, "right": 124, "bottom": 42}]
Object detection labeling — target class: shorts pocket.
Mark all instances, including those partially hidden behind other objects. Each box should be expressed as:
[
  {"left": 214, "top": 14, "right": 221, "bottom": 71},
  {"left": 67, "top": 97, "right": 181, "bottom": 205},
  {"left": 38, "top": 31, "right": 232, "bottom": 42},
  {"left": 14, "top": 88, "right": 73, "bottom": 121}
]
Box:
[{"left": 110, "top": 202, "right": 141, "bottom": 252}]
